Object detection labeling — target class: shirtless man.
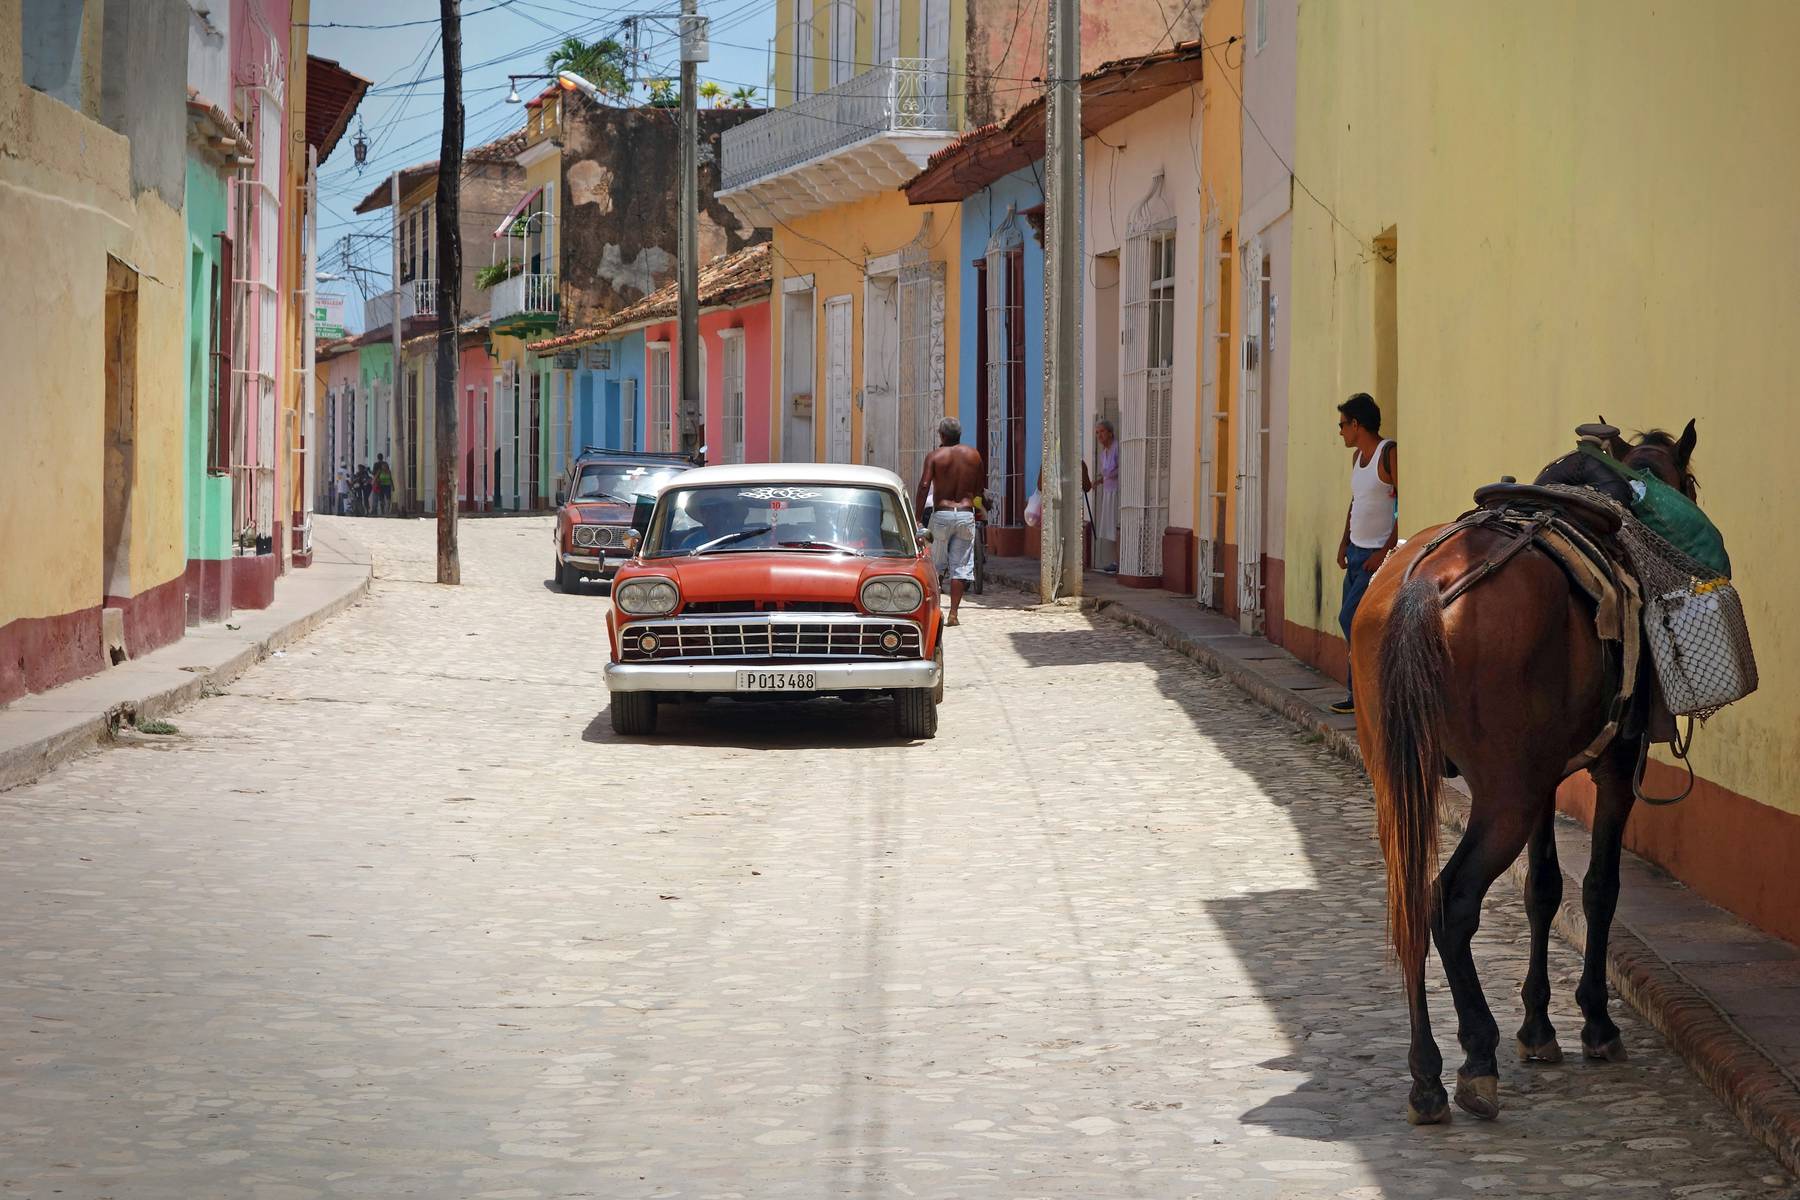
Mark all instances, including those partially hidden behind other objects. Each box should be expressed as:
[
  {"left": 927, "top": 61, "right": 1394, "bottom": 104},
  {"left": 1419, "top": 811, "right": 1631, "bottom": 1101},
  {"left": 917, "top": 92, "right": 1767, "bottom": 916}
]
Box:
[{"left": 916, "top": 417, "right": 986, "bottom": 626}]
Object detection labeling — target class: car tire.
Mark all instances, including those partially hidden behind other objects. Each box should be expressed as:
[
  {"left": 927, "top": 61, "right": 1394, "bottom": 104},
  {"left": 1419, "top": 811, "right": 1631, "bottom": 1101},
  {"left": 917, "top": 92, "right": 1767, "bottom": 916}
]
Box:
[
  {"left": 894, "top": 686, "right": 937, "bottom": 740},
  {"left": 610, "top": 690, "right": 658, "bottom": 736},
  {"left": 556, "top": 557, "right": 582, "bottom": 592}
]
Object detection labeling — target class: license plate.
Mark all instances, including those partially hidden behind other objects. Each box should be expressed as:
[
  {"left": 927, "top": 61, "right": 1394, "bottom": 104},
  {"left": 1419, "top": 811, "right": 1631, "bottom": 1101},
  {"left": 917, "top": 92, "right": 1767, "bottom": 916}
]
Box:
[{"left": 736, "top": 670, "right": 817, "bottom": 692}]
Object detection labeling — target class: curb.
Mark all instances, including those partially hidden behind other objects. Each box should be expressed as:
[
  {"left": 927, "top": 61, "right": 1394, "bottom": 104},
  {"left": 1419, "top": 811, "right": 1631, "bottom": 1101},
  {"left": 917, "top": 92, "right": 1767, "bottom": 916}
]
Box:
[
  {"left": 0, "top": 553, "right": 372, "bottom": 794},
  {"left": 988, "top": 563, "right": 1800, "bottom": 1178}
]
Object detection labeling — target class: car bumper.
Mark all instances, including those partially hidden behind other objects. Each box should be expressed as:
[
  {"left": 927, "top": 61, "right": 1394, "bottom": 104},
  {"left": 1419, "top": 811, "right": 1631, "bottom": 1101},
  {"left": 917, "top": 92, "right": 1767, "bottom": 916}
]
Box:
[
  {"left": 604, "top": 659, "right": 939, "bottom": 693},
  {"left": 561, "top": 551, "right": 622, "bottom": 576}
]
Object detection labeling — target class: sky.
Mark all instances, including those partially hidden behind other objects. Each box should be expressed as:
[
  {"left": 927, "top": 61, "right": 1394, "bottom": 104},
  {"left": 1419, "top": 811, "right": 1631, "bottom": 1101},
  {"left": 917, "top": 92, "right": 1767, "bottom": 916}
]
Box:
[{"left": 310, "top": 0, "right": 776, "bottom": 331}]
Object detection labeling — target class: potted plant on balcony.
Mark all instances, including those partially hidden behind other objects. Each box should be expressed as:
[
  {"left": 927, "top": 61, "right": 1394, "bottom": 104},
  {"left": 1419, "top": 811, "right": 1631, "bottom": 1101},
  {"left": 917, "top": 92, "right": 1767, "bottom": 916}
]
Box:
[{"left": 476, "top": 261, "right": 522, "bottom": 290}]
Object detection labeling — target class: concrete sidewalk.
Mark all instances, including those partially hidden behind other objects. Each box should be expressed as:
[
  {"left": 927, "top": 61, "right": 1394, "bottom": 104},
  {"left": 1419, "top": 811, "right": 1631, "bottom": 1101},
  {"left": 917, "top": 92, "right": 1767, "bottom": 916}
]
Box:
[
  {"left": 985, "top": 555, "right": 1800, "bottom": 1178},
  {"left": 0, "top": 525, "right": 372, "bottom": 792}
]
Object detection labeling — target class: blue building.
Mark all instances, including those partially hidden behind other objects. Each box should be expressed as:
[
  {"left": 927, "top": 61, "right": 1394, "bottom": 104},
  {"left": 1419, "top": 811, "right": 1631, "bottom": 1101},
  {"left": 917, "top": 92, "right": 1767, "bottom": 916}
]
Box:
[{"left": 908, "top": 146, "right": 1046, "bottom": 553}]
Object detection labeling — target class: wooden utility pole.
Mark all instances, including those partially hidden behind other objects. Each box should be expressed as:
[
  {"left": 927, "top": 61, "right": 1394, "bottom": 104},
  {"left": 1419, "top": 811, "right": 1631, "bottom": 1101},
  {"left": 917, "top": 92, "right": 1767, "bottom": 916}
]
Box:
[
  {"left": 434, "top": 0, "right": 464, "bottom": 582},
  {"left": 1040, "top": 0, "right": 1082, "bottom": 600}
]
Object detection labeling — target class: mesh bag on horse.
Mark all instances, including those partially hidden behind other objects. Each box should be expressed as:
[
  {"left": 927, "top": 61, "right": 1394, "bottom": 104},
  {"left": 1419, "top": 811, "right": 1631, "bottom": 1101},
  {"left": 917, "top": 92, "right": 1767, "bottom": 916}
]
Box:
[{"left": 1612, "top": 512, "right": 1757, "bottom": 720}]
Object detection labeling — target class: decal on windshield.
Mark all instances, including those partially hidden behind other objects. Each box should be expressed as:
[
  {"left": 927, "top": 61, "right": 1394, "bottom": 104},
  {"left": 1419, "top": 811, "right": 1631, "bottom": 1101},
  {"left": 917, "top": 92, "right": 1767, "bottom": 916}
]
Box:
[{"left": 737, "top": 487, "right": 823, "bottom": 501}]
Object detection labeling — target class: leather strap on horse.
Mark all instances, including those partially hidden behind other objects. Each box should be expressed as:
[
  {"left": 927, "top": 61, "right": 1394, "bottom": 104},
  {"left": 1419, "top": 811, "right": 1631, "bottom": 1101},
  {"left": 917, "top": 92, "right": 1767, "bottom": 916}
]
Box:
[{"left": 1403, "top": 505, "right": 1641, "bottom": 780}]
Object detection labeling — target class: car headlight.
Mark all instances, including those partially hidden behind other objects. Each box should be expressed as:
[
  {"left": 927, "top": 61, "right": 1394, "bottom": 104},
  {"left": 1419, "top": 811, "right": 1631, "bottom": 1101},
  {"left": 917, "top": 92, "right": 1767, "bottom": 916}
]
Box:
[
  {"left": 614, "top": 577, "right": 680, "bottom": 616},
  {"left": 861, "top": 576, "right": 924, "bottom": 614}
]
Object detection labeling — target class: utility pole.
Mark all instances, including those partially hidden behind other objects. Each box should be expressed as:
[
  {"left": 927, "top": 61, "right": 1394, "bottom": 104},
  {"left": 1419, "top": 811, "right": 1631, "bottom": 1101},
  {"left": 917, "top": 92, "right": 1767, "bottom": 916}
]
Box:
[
  {"left": 434, "top": 0, "right": 464, "bottom": 583},
  {"left": 1040, "top": 0, "right": 1082, "bottom": 600},
  {"left": 677, "top": 0, "right": 706, "bottom": 457},
  {"left": 389, "top": 170, "right": 404, "bottom": 515}
]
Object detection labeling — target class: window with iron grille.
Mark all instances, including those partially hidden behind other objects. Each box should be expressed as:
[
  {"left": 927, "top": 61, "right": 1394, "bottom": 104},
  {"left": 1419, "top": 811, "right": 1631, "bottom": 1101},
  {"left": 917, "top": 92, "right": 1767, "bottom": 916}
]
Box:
[
  {"left": 648, "top": 343, "right": 672, "bottom": 452},
  {"left": 620, "top": 376, "right": 638, "bottom": 450},
  {"left": 209, "top": 235, "right": 233, "bottom": 474},
  {"left": 720, "top": 329, "right": 746, "bottom": 464}
]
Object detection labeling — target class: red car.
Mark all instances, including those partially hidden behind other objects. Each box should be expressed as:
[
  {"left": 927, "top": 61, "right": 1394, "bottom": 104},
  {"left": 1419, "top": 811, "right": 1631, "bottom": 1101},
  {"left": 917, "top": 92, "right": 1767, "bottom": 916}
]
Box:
[
  {"left": 603, "top": 464, "right": 945, "bottom": 739},
  {"left": 552, "top": 449, "right": 693, "bottom": 591}
]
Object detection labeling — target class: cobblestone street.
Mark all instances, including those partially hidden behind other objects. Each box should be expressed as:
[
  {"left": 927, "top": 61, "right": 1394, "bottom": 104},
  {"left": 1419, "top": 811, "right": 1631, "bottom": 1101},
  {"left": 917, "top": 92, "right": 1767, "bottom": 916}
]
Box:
[{"left": 0, "top": 515, "right": 1791, "bottom": 1199}]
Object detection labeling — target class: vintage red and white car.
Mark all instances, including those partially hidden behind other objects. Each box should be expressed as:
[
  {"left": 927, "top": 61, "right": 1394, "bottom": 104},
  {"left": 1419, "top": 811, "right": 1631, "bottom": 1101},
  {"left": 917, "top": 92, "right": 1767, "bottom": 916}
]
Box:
[
  {"left": 603, "top": 464, "right": 945, "bottom": 739},
  {"left": 552, "top": 449, "right": 693, "bottom": 591}
]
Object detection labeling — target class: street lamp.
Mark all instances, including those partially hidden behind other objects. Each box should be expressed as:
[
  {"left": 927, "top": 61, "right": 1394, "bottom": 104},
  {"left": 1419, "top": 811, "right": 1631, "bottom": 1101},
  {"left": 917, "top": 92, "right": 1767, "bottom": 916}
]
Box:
[{"left": 507, "top": 71, "right": 607, "bottom": 105}]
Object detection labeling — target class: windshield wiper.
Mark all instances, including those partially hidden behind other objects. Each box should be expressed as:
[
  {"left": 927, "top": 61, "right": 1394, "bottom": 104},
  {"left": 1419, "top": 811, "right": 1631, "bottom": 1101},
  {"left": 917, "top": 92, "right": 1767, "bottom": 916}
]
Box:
[
  {"left": 578, "top": 491, "right": 631, "bottom": 504},
  {"left": 690, "top": 525, "right": 773, "bottom": 555},
  {"left": 778, "top": 540, "right": 861, "bottom": 554}
]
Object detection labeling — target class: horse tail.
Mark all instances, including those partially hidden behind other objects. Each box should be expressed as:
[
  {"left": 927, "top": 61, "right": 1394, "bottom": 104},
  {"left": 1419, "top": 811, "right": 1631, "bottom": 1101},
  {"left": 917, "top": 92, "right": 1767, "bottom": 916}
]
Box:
[{"left": 1375, "top": 575, "right": 1450, "bottom": 984}]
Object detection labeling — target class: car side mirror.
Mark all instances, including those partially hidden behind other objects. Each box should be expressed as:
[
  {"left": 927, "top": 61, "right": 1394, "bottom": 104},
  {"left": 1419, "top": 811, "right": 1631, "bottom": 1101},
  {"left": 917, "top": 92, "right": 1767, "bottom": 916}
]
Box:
[
  {"left": 554, "top": 488, "right": 566, "bottom": 506},
  {"left": 624, "top": 529, "right": 642, "bottom": 554}
]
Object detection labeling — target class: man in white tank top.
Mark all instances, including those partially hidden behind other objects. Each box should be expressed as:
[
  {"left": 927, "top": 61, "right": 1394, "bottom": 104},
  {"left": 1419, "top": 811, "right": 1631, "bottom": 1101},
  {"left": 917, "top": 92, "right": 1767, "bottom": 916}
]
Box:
[{"left": 1331, "top": 392, "right": 1398, "bottom": 715}]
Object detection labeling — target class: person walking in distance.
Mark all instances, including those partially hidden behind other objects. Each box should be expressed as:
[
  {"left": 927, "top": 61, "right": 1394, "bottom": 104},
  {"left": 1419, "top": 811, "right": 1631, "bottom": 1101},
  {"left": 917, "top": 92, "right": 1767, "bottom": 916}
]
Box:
[
  {"left": 372, "top": 453, "right": 395, "bottom": 516},
  {"left": 916, "top": 417, "right": 986, "bottom": 627},
  {"left": 1331, "top": 392, "right": 1397, "bottom": 715}
]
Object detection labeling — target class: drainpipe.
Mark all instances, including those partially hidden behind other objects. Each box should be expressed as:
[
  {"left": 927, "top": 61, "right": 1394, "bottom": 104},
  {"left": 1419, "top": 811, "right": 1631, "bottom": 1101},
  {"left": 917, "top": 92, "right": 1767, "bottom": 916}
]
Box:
[{"left": 390, "top": 170, "right": 404, "bottom": 512}]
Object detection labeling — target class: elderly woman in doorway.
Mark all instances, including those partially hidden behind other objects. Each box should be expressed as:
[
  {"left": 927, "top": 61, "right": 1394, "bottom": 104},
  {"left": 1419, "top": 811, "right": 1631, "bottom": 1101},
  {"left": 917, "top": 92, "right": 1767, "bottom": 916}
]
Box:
[{"left": 1092, "top": 419, "right": 1121, "bottom": 573}]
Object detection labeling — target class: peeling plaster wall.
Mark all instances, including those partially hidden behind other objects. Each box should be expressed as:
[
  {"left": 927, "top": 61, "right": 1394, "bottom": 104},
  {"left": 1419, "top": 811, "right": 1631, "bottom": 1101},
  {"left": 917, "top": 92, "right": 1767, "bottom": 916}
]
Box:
[
  {"left": 556, "top": 102, "right": 766, "bottom": 328},
  {"left": 963, "top": 0, "right": 1203, "bottom": 128}
]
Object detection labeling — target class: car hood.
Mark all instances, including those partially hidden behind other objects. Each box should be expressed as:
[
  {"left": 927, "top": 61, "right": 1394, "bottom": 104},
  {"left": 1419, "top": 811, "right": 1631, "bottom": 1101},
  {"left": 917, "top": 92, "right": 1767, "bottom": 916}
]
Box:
[
  {"left": 654, "top": 553, "right": 901, "bottom": 606},
  {"left": 568, "top": 500, "right": 633, "bottom": 523}
]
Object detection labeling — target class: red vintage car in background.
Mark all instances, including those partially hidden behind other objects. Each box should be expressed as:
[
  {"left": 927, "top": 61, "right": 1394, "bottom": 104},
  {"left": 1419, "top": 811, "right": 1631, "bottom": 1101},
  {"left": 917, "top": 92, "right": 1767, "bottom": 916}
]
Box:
[
  {"left": 603, "top": 464, "right": 945, "bottom": 739},
  {"left": 552, "top": 448, "right": 694, "bottom": 591}
]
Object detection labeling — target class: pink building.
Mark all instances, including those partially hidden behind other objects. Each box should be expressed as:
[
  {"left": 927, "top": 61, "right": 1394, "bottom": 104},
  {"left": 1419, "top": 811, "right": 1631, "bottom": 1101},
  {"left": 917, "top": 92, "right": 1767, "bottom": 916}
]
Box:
[{"left": 606, "top": 245, "right": 773, "bottom": 465}]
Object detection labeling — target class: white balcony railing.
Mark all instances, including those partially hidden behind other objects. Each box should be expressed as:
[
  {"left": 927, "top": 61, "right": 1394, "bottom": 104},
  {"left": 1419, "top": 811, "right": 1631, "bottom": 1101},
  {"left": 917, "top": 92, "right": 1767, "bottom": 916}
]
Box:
[
  {"left": 362, "top": 278, "right": 438, "bottom": 331},
  {"left": 490, "top": 272, "right": 559, "bottom": 323},
  {"left": 721, "top": 58, "right": 951, "bottom": 193}
]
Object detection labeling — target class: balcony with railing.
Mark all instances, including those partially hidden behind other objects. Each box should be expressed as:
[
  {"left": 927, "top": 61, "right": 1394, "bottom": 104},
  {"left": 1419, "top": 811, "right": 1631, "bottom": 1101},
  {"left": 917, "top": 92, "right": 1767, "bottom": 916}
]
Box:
[
  {"left": 363, "top": 278, "right": 438, "bottom": 331},
  {"left": 489, "top": 271, "right": 560, "bottom": 334},
  {"left": 717, "top": 58, "right": 957, "bottom": 226}
]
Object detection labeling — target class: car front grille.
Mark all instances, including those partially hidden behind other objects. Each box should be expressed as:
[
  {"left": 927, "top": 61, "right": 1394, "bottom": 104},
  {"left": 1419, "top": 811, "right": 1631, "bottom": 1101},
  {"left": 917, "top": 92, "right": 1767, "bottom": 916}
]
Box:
[
  {"left": 619, "top": 615, "right": 923, "bottom": 663},
  {"left": 682, "top": 600, "right": 859, "bottom": 614},
  {"left": 573, "top": 524, "right": 626, "bottom": 549}
]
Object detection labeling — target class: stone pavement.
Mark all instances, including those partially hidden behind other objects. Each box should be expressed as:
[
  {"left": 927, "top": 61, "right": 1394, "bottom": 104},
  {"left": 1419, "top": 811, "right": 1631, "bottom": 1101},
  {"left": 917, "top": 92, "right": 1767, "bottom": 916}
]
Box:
[
  {"left": 0, "top": 528, "right": 372, "bottom": 792},
  {"left": 986, "top": 554, "right": 1800, "bottom": 1180},
  {"left": 0, "top": 516, "right": 1792, "bottom": 1198}
]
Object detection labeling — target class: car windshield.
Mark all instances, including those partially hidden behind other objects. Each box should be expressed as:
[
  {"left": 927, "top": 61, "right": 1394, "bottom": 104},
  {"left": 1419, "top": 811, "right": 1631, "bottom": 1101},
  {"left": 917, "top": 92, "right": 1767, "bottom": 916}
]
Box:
[
  {"left": 572, "top": 463, "right": 686, "bottom": 503},
  {"left": 643, "top": 484, "right": 917, "bottom": 559}
]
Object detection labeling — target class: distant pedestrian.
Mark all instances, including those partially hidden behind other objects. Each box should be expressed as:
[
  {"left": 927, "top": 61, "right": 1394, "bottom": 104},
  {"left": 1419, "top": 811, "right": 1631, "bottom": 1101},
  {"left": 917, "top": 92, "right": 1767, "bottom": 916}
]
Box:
[
  {"left": 1092, "top": 419, "right": 1120, "bottom": 573},
  {"left": 372, "top": 454, "right": 394, "bottom": 516},
  {"left": 352, "top": 463, "right": 372, "bottom": 516},
  {"left": 916, "top": 417, "right": 986, "bottom": 627},
  {"left": 1332, "top": 392, "right": 1397, "bottom": 715}
]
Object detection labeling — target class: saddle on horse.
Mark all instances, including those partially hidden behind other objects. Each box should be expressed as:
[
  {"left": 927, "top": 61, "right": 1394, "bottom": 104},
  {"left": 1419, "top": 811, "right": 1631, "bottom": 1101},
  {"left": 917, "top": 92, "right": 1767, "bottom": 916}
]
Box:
[{"left": 1404, "top": 479, "right": 1645, "bottom": 779}]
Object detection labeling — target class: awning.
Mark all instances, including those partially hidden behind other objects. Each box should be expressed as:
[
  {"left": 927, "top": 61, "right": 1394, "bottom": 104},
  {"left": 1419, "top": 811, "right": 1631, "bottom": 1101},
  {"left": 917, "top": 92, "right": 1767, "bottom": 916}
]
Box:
[{"left": 493, "top": 184, "right": 545, "bottom": 239}]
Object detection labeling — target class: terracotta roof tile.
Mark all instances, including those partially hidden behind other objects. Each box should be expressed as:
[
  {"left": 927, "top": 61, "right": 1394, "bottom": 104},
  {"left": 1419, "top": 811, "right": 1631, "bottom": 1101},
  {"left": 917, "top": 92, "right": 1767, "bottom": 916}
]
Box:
[{"left": 532, "top": 243, "right": 773, "bottom": 352}]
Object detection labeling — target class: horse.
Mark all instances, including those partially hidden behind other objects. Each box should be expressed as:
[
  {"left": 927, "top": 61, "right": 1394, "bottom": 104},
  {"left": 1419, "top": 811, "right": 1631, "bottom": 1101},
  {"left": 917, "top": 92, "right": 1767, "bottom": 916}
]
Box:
[{"left": 1352, "top": 421, "right": 1699, "bottom": 1126}]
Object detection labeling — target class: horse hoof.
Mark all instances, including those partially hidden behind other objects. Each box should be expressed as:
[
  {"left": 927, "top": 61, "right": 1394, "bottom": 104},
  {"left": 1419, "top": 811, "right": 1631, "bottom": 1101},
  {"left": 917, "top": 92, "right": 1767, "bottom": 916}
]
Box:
[
  {"left": 1517, "top": 1037, "right": 1564, "bottom": 1064},
  {"left": 1583, "top": 1036, "right": 1628, "bottom": 1063},
  {"left": 1454, "top": 1072, "right": 1501, "bottom": 1120},
  {"left": 1406, "top": 1093, "right": 1451, "bottom": 1126}
]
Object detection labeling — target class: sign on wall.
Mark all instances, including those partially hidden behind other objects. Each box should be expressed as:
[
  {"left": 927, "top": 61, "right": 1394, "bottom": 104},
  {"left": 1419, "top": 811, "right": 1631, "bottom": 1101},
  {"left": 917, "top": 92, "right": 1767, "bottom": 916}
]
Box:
[{"left": 315, "top": 294, "right": 347, "bottom": 339}]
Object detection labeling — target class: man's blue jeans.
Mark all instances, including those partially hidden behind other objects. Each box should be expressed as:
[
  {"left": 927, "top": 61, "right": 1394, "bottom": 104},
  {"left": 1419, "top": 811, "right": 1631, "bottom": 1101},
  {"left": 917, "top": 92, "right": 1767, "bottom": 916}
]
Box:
[{"left": 1339, "top": 544, "right": 1377, "bottom": 695}]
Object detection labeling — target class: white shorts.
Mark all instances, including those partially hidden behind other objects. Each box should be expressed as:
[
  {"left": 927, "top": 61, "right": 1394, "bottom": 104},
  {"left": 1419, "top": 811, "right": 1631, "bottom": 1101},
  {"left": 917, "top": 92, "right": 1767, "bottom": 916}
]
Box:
[{"left": 930, "top": 509, "right": 977, "bottom": 583}]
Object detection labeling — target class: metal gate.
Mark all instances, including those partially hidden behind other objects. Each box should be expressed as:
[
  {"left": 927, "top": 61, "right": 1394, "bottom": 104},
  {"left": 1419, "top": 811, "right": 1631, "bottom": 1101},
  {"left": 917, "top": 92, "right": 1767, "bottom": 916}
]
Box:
[
  {"left": 1235, "top": 238, "right": 1271, "bottom": 632},
  {"left": 825, "top": 296, "right": 854, "bottom": 462},
  {"left": 1119, "top": 175, "right": 1175, "bottom": 578}
]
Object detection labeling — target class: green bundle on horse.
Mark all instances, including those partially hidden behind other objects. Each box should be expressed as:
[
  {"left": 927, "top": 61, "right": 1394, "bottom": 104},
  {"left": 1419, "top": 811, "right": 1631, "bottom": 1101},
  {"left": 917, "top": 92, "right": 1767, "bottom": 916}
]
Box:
[{"left": 1354, "top": 421, "right": 1705, "bottom": 1126}]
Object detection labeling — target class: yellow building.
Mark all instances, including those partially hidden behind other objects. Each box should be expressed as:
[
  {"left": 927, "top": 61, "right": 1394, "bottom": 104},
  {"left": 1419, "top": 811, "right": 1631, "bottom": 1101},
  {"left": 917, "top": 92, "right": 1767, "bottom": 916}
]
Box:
[
  {"left": 721, "top": 0, "right": 968, "bottom": 474},
  {"left": 1284, "top": 1, "right": 1800, "bottom": 941},
  {"left": 2, "top": 0, "right": 193, "bottom": 701}
]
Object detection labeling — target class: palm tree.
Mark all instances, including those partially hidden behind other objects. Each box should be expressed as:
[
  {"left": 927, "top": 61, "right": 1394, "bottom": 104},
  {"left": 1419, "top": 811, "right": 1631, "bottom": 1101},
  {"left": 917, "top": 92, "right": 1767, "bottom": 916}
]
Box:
[
  {"left": 697, "top": 80, "right": 724, "bottom": 108},
  {"left": 728, "top": 85, "right": 760, "bottom": 109},
  {"left": 544, "top": 37, "right": 629, "bottom": 101}
]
